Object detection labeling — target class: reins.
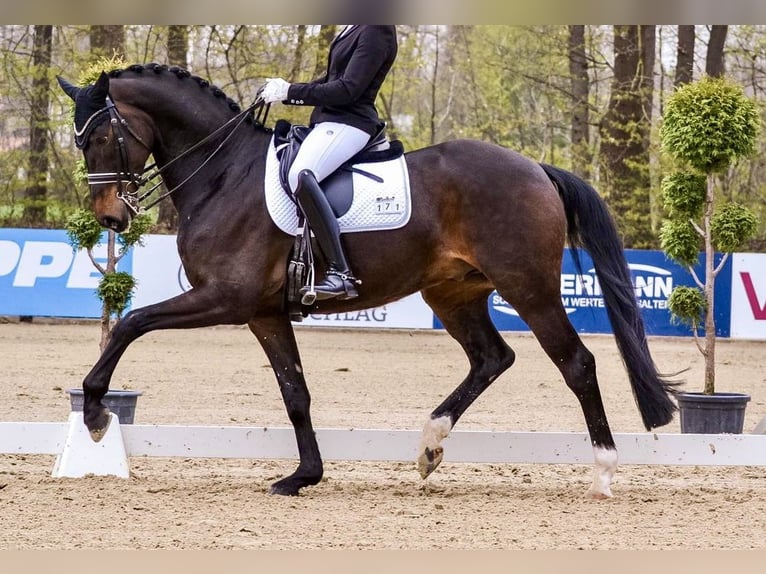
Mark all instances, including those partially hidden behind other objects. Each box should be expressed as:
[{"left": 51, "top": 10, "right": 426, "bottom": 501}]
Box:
[
  {"left": 81, "top": 93, "right": 271, "bottom": 215},
  {"left": 139, "top": 99, "right": 270, "bottom": 211}
]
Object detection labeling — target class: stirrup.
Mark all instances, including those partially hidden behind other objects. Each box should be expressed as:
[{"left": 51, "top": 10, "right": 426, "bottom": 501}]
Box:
[
  {"left": 300, "top": 289, "right": 317, "bottom": 306},
  {"left": 299, "top": 255, "right": 317, "bottom": 305}
]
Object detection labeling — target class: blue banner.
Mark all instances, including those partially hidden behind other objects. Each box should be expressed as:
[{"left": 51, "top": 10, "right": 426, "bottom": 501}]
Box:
[
  {"left": 435, "top": 248, "right": 732, "bottom": 337},
  {"left": 0, "top": 228, "right": 133, "bottom": 318}
]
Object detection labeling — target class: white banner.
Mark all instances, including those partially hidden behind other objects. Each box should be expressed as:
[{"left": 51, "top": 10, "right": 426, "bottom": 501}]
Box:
[
  {"left": 300, "top": 292, "right": 433, "bottom": 329},
  {"left": 130, "top": 234, "right": 187, "bottom": 309},
  {"left": 130, "top": 234, "right": 433, "bottom": 329},
  {"left": 730, "top": 253, "right": 766, "bottom": 340}
]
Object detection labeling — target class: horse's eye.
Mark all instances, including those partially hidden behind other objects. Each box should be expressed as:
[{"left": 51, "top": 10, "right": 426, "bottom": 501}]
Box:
[{"left": 95, "top": 135, "right": 109, "bottom": 145}]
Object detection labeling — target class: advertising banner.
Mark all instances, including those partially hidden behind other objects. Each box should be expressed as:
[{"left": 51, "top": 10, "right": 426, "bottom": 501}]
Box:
[
  {"left": 0, "top": 228, "right": 133, "bottom": 318},
  {"left": 301, "top": 292, "right": 433, "bottom": 329},
  {"left": 455, "top": 248, "right": 732, "bottom": 337},
  {"left": 0, "top": 229, "right": 743, "bottom": 338},
  {"left": 730, "top": 253, "right": 766, "bottom": 340},
  {"left": 130, "top": 234, "right": 187, "bottom": 309}
]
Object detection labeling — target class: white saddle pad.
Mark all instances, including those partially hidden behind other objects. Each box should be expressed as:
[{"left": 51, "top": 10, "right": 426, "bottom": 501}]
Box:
[{"left": 264, "top": 135, "right": 412, "bottom": 235}]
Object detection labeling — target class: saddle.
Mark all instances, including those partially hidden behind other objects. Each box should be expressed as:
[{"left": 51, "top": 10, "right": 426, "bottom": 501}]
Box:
[{"left": 272, "top": 119, "right": 404, "bottom": 218}]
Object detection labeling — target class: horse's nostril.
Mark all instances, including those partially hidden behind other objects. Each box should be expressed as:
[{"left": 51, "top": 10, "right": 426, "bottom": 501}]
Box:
[{"left": 101, "top": 216, "right": 125, "bottom": 232}]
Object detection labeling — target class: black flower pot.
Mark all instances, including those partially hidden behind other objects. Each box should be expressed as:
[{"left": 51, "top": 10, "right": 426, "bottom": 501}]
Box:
[
  {"left": 677, "top": 392, "right": 751, "bottom": 434},
  {"left": 67, "top": 389, "right": 142, "bottom": 424}
]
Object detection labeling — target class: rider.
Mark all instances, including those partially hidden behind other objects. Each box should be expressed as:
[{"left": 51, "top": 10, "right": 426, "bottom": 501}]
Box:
[{"left": 258, "top": 25, "right": 398, "bottom": 301}]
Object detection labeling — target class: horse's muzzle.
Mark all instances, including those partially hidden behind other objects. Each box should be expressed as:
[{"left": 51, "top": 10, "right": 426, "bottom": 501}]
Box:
[
  {"left": 99, "top": 214, "right": 129, "bottom": 233},
  {"left": 93, "top": 189, "right": 132, "bottom": 233}
]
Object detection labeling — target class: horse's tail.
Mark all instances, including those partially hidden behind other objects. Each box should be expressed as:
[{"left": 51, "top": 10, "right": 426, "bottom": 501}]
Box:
[{"left": 539, "top": 162, "right": 678, "bottom": 430}]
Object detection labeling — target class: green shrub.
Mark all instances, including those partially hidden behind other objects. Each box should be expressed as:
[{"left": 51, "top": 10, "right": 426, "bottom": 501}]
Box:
[{"left": 661, "top": 76, "right": 760, "bottom": 173}]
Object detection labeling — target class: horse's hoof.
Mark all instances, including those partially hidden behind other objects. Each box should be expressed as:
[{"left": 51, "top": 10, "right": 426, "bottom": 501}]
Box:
[
  {"left": 585, "top": 487, "right": 613, "bottom": 500},
  {"left": 85, "top": 407, "right": 111, "bottom": 443},
  {"left": 268, "top": 481, "right": 301, "bottom": 496},
  {"left": 417, "top": 446, "right": 444, "bottom": 479}
]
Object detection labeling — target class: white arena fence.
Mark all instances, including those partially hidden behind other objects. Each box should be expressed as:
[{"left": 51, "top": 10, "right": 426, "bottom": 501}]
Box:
[{"left": 1, "top": 414, "right": 765, "bottom": 479}]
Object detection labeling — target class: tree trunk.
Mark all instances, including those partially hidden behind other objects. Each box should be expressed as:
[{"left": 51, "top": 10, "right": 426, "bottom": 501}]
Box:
[
  {"left": 22, "top": 25, "right": 53, "bottom": 225},
  {"left": 314, "top": 25, "right": 336, "bottom": 79},
  {"left": 155, "top": 25, "right": 188, "bottom": 232},
  {"left": 428, "top": 27, "right": 442, "bottom": 146},
  {"left": 90, "top": 25, "right": 125, "bottom": 58},
  {"left": 288, "top": 25, "right": 307, "bottom": 83},
  {"left": 706, "top": 25, "right": 727, "bottom": 78},
  {"left": 675, "top": 25, "right": 695, "bottom": 86},
  {"left": 168, "top": 25, "right": 188, "bottom": 67},
  {"left": 598, "top": 25, "right": 655, "bottom": 249},
  {"left": 99, "top": 231, "right": 118, "bottom": 353},
  {"left": 639, "top": 26, "right": 656, "bottom": 150},
  {"left": 568, "top": 25, "right": 591, "bottom": 179},
  {"left": 703, "top": 174, "right": 716, "bottom": 394}
]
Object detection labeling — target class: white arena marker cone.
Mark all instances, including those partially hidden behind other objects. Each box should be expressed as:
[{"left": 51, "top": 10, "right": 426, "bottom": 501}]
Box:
[{"left": 52, "top": 412, "right": 129, "bottom": 478}]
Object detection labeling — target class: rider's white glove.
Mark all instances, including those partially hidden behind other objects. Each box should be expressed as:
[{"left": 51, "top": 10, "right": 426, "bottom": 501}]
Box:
[{"left": 259, "top": 78, "right": 290, "bottom": 104}]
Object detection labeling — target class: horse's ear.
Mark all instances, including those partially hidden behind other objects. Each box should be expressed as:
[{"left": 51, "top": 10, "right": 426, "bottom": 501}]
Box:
[
  {"left": 92, "top": 72, "right": 110, "bottom": 103},
  {"left": 57, "top": 76, "right": 80, "bottom": 101}
]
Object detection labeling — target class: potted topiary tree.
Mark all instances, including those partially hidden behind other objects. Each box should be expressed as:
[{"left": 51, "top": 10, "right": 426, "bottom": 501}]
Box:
[
  {"left": 660, "top": 75, "right": 760, "bottom": 434},
  {"left": 65, "top": 208, "right": 151, "bottom": 351}
]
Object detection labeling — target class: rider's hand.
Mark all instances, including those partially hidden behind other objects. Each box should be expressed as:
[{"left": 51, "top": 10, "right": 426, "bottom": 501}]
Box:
[{"left": 258, "top": 78, "right": 290, "bottom": 104}]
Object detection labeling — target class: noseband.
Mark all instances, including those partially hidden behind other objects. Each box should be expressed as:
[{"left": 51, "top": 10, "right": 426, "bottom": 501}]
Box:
[{"left": 76, "top": 95, "right": 269, "bottom": 216}]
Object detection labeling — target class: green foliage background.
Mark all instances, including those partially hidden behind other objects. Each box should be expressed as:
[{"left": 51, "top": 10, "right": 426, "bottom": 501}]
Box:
[{"left": 1, "top": 25, "right": 766, "bottom": 250}]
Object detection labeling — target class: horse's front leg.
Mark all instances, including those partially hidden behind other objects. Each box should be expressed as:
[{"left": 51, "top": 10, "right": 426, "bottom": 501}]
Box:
[
  {"left": 248, "top": 315, "right": 322, "bottom": 496},
  {"left": 82, "top": 287, "right": 243, "bottom": 441}
]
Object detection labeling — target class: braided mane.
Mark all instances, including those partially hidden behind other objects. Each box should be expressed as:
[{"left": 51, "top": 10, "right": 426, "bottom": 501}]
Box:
[{"left": 108, "top": 63, "right": 261, "bottom": 127}]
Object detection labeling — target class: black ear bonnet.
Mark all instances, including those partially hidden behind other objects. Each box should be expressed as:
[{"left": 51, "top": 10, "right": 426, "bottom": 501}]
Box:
[{"left": 57, "top": 72, "right": 111, "bottom": 149}]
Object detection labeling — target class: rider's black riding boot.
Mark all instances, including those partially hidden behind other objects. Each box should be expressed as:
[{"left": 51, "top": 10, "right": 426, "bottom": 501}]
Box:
[{"left": 294, "top": 169, "right": 359, "bottom": 301}]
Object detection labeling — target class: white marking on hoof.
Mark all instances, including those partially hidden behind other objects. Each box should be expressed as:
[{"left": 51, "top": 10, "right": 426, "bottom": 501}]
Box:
[
  {"left": 417, "top": 415, "right": 452, "bottom": 478},
  {"left": 586, "top": 445, "right": 618, "bottom": 499}
]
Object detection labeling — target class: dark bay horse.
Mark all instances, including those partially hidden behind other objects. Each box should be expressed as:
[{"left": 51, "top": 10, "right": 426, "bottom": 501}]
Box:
[{"left": 58, "top": 64, "right": 677, "bottom": 498}]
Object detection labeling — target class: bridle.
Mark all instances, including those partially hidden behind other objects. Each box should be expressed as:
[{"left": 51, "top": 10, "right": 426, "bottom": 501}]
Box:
[{"left": 77, "top": 95, "right": 271, "bottom": 215}]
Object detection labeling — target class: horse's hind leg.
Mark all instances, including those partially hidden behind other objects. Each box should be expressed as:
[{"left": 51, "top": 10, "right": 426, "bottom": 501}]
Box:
[
  {"left": 248, "top": 315, "right": 323, "bottom": 495},
  {"left": 418, "top": 284, "right": 516, "bottom": 479},
  {"left": 510, "top": 292, "right": 617, "bottom": 499}
]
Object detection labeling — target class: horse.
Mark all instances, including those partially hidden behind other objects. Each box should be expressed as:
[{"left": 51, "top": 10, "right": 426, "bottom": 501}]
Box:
[{"left": 57, "top": 63, "right": 677, "bottom": 498}]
